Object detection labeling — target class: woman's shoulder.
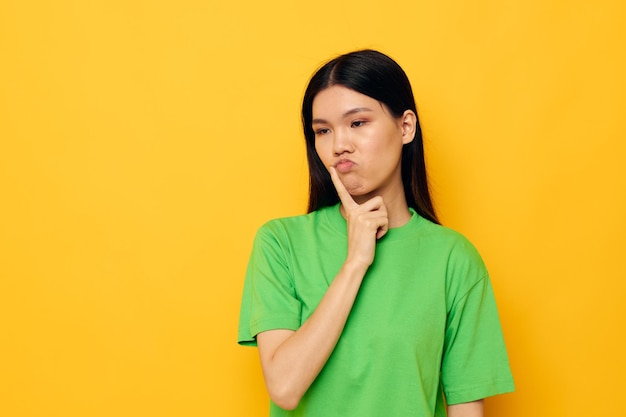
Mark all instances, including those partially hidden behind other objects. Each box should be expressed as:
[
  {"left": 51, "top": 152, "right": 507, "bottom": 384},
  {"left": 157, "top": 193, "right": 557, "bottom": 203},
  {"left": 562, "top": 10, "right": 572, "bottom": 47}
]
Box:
[
  {"left": 412, "top": 217, "right": 485, "bottom": 264},
  {"left": 260, "top": 208, "right": 321, "bottom": 228},
  {"left": 413, "top": 215, "right": 474, "bottom": 245},
  {"left": 256, "top": 205, "right": 338, "bottom": 237}
]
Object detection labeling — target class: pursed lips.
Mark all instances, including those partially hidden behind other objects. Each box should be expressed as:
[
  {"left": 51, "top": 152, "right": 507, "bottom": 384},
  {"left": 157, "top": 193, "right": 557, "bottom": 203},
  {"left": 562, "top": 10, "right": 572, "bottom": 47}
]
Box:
[{"left": 335, "top": 159, "right": 356, "bottom": 173}]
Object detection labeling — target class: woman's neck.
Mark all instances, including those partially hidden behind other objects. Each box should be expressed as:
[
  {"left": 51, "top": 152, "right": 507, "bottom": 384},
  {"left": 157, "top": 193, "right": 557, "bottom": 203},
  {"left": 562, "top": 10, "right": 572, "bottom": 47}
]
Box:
[{"left": 382, "top": 192, "right": 411, "bottom": 228}]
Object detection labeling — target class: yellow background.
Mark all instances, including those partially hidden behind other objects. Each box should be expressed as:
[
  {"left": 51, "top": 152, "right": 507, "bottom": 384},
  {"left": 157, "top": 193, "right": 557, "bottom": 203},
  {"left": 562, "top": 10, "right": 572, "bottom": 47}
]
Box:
[{"left": 1, "top": 1, "right": 624, "bottom": 416}]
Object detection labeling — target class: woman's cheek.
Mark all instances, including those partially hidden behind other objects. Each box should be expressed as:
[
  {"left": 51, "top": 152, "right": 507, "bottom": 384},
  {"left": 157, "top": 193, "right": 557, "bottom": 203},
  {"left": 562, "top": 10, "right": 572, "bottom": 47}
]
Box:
[{"left": 315, "top": 144, "right": 332, "bottom": 167}]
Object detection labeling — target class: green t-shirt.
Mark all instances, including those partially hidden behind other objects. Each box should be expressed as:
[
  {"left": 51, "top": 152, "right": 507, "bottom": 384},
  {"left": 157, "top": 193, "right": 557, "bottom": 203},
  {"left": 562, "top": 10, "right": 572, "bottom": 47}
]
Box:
[{"left": 238, "top": 204, "right": 514, "bottom": 416}]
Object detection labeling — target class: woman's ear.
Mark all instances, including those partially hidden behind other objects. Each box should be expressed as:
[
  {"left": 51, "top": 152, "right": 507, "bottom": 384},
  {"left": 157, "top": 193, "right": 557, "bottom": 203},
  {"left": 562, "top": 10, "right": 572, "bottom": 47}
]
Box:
[{"left": 400, "top": 110, "right": 417, "bottom": 144}]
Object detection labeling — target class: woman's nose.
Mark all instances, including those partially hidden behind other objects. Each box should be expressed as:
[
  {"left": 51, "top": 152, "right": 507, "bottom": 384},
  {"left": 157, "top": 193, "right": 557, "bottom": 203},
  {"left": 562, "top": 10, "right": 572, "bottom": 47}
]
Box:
[{"left": 332, "top": 129, "right": 354, "bottom": 156}]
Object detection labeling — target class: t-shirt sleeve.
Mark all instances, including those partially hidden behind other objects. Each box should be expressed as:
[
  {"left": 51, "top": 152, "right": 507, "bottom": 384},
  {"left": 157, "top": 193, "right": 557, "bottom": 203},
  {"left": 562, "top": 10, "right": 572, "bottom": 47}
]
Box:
[
  {"left": 440, "top": 238, "right": 515, "bottom": 404},
  {"left": 237, "top": 222, "right": 302, "bottom": 347}
]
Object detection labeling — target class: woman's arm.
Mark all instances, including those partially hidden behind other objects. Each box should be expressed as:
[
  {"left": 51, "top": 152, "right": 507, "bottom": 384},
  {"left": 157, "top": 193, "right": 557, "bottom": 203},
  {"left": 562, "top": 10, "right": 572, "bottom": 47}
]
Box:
[
  {"left": 257, "top": 260, "right": 368, "bottom": 410},
  {"left": 447, "top": 400, "right": 484, "bottom": 417},
  {"left": 256, "top": 168, "right": 388, "bottom": 410}
]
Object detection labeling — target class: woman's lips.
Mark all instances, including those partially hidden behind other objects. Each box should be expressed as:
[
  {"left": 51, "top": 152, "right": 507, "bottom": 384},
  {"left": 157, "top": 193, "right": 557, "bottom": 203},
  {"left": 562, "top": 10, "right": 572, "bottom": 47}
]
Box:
[{"left": 335, "top": 160, "right": 355, "bottom": 173}]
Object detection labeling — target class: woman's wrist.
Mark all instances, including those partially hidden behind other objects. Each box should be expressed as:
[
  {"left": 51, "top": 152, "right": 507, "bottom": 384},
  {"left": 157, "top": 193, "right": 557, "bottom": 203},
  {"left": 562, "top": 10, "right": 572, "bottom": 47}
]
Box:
[{"left": 341, "top": 258, "right": 370, "bottom": 279}]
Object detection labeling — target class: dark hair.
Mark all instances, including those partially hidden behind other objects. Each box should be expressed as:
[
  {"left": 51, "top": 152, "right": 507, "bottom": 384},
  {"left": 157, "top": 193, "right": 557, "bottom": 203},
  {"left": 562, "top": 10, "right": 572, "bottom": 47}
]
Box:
[{"left": 301, "top": 49, "right": 439, "bottom": 224}]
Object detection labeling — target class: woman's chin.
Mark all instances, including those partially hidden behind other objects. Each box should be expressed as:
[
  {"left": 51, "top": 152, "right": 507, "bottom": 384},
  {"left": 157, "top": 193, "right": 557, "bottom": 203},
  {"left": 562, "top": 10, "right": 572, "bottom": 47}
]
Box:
[{"left": 344, "top": 183, "right": 367, "bottom": 197}]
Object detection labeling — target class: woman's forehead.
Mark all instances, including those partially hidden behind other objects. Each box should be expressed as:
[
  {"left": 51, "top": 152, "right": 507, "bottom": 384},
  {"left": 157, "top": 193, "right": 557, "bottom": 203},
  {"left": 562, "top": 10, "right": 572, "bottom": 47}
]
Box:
[{"left": 312, "top": 86, "right": 385, "bottom": 120}]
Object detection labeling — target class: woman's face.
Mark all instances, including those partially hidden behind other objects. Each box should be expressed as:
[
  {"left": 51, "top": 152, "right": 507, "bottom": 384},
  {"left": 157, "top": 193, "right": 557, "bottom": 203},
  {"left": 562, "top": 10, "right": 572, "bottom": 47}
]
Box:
[{"left": 312, "top": 85, "right": 415, "bottom": 204}]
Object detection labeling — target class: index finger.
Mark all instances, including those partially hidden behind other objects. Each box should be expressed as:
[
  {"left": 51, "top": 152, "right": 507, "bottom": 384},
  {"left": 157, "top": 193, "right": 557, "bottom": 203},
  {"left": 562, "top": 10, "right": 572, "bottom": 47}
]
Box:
[{"left": 329, "top": 167, "right": 358, "bottom": 209}]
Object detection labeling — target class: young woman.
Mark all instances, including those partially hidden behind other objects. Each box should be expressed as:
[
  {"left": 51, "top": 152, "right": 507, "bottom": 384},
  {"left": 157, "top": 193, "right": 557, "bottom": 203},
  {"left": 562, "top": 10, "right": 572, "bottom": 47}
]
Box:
[{"left": 238, "top": 49, "right": 514, "bottom": 416}]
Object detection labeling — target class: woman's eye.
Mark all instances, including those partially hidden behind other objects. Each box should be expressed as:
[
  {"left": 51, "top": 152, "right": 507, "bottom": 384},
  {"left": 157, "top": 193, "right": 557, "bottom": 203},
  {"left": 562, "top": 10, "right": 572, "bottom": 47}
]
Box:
[
  {"left": 315, "top": 128, "right": 330, "bottom": 135},
  {"left": 351, "top": 120, "right": 366, "bottom": 128}
]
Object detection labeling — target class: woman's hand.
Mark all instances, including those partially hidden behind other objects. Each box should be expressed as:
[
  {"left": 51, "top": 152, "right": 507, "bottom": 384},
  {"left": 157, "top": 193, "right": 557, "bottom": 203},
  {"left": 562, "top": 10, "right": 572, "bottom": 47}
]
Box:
[{"left": 329, "top": 167, "right": 388, "bottom": 268}]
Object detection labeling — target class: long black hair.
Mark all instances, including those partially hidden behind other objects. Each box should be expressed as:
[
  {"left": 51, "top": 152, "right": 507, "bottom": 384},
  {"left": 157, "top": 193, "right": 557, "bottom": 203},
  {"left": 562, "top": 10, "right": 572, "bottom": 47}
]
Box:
[{"left": 301, "top": 49, "right": 439, "bottom": 224}]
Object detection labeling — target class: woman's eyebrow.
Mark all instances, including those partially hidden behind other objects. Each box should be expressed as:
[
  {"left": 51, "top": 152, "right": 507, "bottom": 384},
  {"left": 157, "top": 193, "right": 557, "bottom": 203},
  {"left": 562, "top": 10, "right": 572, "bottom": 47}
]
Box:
[
  {"left": 342, "top": 107, "right": 373, "bottom": 118},
  {"left": 312, "top": 107, "right": 373, "bottom": 124}
]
